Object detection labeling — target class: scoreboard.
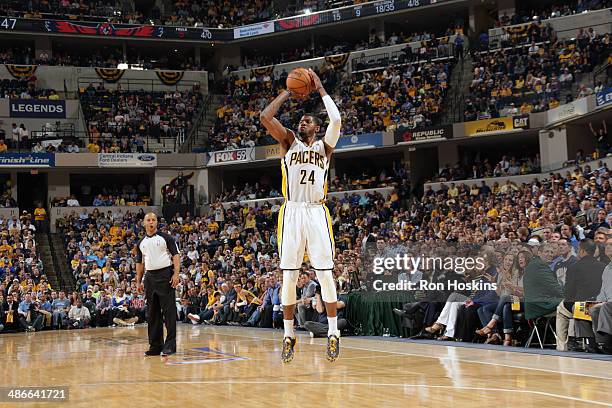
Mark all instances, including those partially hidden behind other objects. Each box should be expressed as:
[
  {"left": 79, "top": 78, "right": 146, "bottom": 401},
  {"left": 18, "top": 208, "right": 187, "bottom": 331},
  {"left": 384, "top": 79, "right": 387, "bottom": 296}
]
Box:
[
  {"left": 0, "top": 0, "right": 440, "bottom": 41},
  {"left": 276, "top": 0, "right": 434, "bottom": 31}
]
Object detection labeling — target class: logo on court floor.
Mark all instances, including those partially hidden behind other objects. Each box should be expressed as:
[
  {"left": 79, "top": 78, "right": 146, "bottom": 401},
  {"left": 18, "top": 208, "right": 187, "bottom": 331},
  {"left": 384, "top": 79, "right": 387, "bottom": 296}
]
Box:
[{"left": 164, "top": 347, "right": 248, "bottom": 365}]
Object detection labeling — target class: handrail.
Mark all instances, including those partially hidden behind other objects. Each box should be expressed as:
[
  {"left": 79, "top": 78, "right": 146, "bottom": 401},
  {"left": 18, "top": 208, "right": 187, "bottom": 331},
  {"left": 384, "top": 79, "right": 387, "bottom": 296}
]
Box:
[
  {"left": 593, "top": 62, "right": 610, "bottom": 86},
  {"left": 181, "top": 93, "right": 213, "bottom": 153},
  {"left": 18, "top": 130, "right": 183, "bottom": 153},
  {"left": 352, "top": 52, "right": 455, "bottom": 74},
  {"left": 487, "top": 7, "right": 612, "bottom": 48},
  {"left": 230, "top": 34, "right": 459, "bottom": 78},
  {"left": 77, "top": 77, "right": 201, "bottom": 92},
  {"left": 46, "top": 232, "right": 68, "bottom": 291}
]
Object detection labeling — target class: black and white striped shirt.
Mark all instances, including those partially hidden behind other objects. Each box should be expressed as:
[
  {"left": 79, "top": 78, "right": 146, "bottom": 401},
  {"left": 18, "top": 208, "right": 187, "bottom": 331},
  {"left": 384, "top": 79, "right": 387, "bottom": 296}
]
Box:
[{"left": 135, "top": 232, "right": 179, "bottom": 271}]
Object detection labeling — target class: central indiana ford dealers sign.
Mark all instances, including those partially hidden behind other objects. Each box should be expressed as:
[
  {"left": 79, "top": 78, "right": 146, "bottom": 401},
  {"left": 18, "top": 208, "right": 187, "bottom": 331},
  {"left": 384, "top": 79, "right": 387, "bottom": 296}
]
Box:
[
  {"left": 9, "top": 99, "right": 66, "bottom": 118},
  {"left": 98, "top": 153, "right": 157, "bottom": 167}
]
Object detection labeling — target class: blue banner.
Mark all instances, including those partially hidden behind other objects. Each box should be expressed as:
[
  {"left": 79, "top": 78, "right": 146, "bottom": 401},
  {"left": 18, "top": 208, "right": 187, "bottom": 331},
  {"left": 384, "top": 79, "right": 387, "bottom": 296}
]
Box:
[
  {"left": 9, "top": 99, "right": 66, "bottom": 118},
  {"left": 335, "top": 132, "right": 383, "bottom": 150},
  {"left": 0, "top": 153, "right": 55, "bottom": 167},
  {"left": 596, "top": 87, "right": 612, "bottom": 107}
]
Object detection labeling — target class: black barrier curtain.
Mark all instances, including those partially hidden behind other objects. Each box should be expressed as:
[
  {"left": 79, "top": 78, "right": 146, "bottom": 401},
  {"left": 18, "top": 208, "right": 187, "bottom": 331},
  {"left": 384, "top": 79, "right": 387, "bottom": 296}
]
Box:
[{"left": 346, "top": 291, "right": 415, "bottom": 337}]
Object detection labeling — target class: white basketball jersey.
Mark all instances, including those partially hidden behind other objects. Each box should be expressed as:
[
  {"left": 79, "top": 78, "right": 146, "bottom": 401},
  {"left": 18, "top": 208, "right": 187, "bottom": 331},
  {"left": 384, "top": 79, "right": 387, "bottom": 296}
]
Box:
[{"left": 281, "top": 138, "right": 329, "bottom": 203}]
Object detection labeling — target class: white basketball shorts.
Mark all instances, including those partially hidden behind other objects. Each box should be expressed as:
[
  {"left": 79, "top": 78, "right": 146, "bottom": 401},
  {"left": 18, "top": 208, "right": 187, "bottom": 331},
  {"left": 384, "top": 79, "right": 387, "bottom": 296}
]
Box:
[{"left": 277, "top": 201, "right": 335, "bottom": 270}]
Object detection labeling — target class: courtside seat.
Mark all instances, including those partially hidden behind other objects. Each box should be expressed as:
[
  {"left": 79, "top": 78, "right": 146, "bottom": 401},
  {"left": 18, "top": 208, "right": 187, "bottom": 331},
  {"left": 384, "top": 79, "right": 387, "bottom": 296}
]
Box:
[{"left": 524, "top": 312, "right": 558, "bottom": 349}]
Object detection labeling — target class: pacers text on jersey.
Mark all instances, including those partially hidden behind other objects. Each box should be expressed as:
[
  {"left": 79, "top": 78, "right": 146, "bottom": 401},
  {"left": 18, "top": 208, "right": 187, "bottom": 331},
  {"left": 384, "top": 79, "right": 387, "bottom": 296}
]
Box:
[{"left": 288, "top": 150, "right": 326, "bottom": 169}]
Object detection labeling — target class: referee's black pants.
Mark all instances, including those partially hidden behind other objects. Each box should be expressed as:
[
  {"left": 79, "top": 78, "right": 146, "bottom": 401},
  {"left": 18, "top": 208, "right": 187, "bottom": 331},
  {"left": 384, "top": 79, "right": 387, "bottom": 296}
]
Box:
[{"left": 144, "top": 267, "right": 177, "bottom": 352}]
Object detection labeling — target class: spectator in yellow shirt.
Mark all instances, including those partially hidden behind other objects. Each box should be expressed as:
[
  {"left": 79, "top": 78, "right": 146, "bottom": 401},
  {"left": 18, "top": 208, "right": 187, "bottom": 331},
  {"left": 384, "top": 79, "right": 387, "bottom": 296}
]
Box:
[
  {"left": 87, "top": 141, "right": 101, "bottom": 153},
  {"left": 0, "top": 239, "right": 13, "bottom": 254},
  {"left": 33, "top": 203, "right": 47, "bottom": 232},
  {"left": 207, "top": 220, "right": 219, "bottom": 232},
  {"left": 447, "top": 183, "right": 459, "bottom": 198},
  {"left": 244, "top": 214, "right": 256, "bottom": 232},
  {"left": 232, "top": 240, "right": 244, "bottom": 255},
  {"left": 0, "top": 256, "right": 12, "bottom": 268}
]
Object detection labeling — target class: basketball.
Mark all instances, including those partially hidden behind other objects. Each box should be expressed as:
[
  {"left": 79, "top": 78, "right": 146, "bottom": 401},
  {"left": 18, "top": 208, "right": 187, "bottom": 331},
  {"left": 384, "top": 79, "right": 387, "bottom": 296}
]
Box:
[{"left": 286, "top": 67, "right": 312, "bottom": 97}]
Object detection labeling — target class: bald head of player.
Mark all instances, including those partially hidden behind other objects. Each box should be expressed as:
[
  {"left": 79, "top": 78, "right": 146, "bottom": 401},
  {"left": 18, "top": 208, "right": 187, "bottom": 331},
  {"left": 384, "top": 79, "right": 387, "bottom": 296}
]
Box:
[
  {"left": 297, "top": 114, "right": 322, "bottom": 143},
  {"left": 144, "top": 212, "right": 158, "bottom": 236}
]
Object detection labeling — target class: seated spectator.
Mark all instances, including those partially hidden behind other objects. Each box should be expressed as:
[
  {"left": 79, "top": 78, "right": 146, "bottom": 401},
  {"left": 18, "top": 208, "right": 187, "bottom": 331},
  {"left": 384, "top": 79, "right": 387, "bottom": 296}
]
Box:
[
  {"left": 32, "top": 142, "right": 44, "bottom": 153},
  {"left": 17, "top": 293, "right": 44, "bottom": 332},
  {"left": 296, "top": 271, "right": 317, "bottom": 328},
  {"left": 51, "top": 291, "right": 71, "bottom": 329},
  {"left": 476, "top": 251, "right": 526, "bottom": 346},
  {"left": 67, "top": 298, "right": 91, "bottom": 329},
  {"left": 111, "top": 288, "right": 138, "bottom": 326},
  {"left": 187, "top": 288, "right": 222, "bottom": 325},
  {"left": 2, "top": 293, "right": 19, "bottom": 332},
  {"left": 523, "top": 243, "right": 563, "bottom": 322},
  {"left": 229, "top": 282, "right": 259, "bottom": 324},
  {"left": 465, "top": 34, "right": 608, "bottom": 120},
  {"left": 79, "top": 86, "right": 203, "bottom": 154},
  {"left": 304, "top": 287, "right": 348, "bottom": 338},
  {"left": 556, "top": 239, "right": 605, "bottom": 351},
  {"left": 66, "top": 195, "right": 80, "bottom": 207},
  {"left": 95, "top": 291, "right": 113, "bottom": 327}
]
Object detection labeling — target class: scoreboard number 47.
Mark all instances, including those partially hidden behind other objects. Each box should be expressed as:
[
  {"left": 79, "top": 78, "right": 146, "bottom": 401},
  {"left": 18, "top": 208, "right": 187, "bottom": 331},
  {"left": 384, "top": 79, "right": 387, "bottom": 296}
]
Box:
[{"left": 0, "top": 18, "right": 17, "bottom": 30}]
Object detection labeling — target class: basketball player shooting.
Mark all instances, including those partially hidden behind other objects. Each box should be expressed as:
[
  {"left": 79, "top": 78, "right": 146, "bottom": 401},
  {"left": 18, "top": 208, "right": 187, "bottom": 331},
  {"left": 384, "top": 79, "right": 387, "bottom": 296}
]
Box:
[{"left": 260, "top": 68, "right": 342, "bottom": 363}]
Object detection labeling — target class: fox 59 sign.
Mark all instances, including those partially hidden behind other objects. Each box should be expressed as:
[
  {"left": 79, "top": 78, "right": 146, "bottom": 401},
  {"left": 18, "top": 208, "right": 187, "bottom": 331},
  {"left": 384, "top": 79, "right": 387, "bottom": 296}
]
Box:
[{"left": 207, "top": 148, "right": 254, "bottom": 166}]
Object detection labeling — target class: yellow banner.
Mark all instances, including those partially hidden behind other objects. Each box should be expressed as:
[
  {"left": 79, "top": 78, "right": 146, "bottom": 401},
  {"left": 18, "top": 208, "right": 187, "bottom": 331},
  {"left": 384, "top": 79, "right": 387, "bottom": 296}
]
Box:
[{"left": 464, "top": 117, "right": 514, "bottom": 136}]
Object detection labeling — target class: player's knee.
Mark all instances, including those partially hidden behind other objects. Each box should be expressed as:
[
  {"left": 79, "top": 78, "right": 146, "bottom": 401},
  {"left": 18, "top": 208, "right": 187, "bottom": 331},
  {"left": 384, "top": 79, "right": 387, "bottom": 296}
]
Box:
[
  {"left": 282, "top": 285, "right": 297, "bottom": 306},
  {"left": 283, "top": 269, "right": 299, "bottom": 284},
  {"left": 315, "top": 270, "right": 337, "bottom": 303},
  {"left": 282, "top": 270, "right": 299, "bottom": 305}
]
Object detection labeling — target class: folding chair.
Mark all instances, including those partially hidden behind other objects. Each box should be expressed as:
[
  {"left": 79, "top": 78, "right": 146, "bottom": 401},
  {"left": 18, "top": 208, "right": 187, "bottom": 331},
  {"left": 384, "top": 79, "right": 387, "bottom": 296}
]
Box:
[{"left": 525, "top": 311, "right": 558, "bottom": 349}]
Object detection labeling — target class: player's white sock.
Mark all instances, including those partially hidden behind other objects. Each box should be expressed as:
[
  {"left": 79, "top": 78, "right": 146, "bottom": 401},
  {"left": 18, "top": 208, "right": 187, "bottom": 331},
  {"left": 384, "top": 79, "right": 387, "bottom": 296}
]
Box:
[
  {"left": 327, "top": 316, "right": 340, "bottom": 337},
  {"left": 283, "top": 319, "right": 295, "bottom": 338}
]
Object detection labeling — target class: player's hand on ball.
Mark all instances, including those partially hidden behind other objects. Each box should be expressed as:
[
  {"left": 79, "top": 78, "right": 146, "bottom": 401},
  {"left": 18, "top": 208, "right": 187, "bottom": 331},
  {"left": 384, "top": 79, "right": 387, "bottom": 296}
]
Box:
[
  {"left": 287, "top": 89, "right": 307, "bottom": 100},
  {"left": 308, "top": 69, "right": 323, "bottom": 92}
]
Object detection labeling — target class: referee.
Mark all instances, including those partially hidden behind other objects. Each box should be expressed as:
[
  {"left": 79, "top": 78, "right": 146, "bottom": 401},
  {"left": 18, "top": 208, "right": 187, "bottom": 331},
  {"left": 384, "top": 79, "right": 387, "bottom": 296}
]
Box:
[{"left": 135, "top": 213, "right": 181, "bottom": 357}]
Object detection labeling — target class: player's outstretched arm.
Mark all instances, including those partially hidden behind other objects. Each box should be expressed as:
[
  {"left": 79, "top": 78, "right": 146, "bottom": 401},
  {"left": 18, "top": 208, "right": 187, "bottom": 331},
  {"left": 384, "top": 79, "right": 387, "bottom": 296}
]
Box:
[
  {"left": 308, "top": 69, "right": 341, "bottom": 157},
  {"left": 260, "top": 90, "right": 295, "bottom": 150}
]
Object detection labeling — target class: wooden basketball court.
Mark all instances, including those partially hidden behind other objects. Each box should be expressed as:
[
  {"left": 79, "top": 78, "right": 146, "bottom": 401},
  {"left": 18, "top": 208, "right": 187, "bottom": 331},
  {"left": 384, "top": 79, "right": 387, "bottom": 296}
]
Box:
[{"left": 1, "top": 325, "right": 611, "bottom": 407}]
